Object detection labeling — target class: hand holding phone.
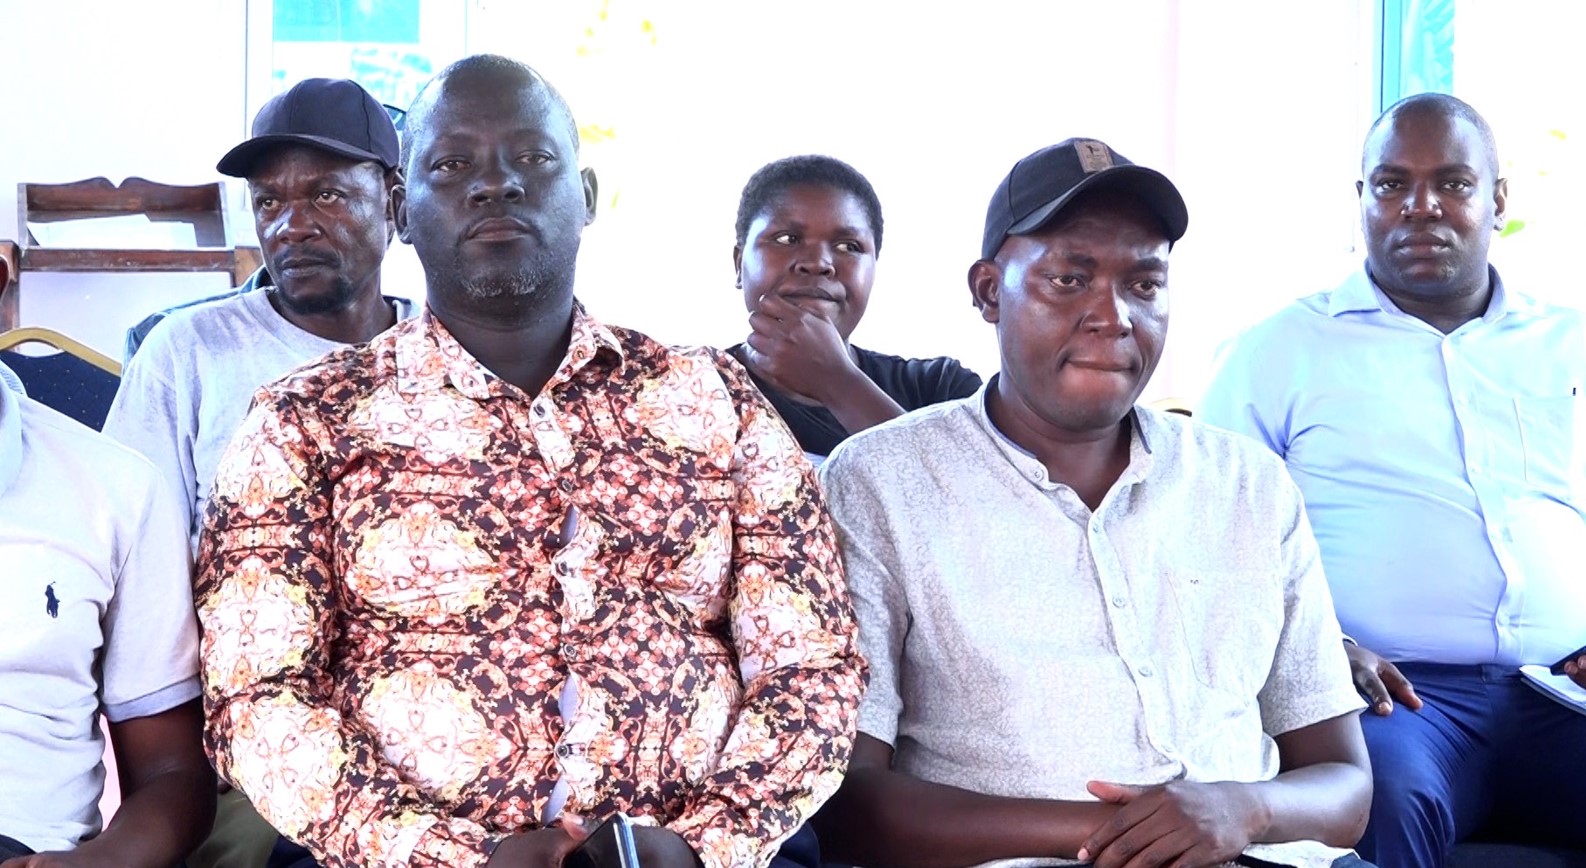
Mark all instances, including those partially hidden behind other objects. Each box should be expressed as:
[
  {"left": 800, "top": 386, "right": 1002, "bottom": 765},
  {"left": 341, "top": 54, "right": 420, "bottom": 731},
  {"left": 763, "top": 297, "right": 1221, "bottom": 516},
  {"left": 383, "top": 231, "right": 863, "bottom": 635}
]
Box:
[
  {"left": 563, "top": 813, "right": 640, "bottom": 868},
  {"left": 1548, "top": 643, "right": 1586, "bottom": 676}
]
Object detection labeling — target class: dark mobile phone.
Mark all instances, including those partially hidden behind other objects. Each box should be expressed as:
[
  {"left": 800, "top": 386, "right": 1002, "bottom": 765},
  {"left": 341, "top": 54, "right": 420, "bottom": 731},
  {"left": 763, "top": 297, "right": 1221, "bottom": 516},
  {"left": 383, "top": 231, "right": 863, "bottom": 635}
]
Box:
[
  {"left": 564, "top": 813, "right": 640, "bottom": 868},
  {"left": 1549, "top": 643, "right": 1586, "bottom": 676}
]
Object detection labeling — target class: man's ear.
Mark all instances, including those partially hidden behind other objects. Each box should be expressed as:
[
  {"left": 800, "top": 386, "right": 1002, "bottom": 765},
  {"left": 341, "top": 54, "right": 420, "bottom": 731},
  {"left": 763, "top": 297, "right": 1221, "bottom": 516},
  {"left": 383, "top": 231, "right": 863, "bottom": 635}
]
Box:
[
  {"left": 581, "top": 168, "right": 599, "bottom": 226},
  {"left": 391, "top": 172, "right": 410, "bottom": 243},
  {"left": 383, "top": 169, "right": 400, "bottom": 242},
  {"left": 1355, "top": 179, "right": 1365, "bottom": 199},
  {"left": 732, "top": 245, "right": 744, "bottom": 289},
  {"left": 1493, "top": 176, "right": 1509, "bottom": 229},
  {"left": 967, "top": 259, "right": 1003, "bottom": 324}
]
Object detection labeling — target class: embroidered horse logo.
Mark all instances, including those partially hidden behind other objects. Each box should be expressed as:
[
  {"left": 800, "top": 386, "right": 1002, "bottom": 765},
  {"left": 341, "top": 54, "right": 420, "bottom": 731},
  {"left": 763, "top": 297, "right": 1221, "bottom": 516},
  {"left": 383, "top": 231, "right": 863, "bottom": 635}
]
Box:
[{"left": 45, "top": 582, "right": 59, "bottom": 619}]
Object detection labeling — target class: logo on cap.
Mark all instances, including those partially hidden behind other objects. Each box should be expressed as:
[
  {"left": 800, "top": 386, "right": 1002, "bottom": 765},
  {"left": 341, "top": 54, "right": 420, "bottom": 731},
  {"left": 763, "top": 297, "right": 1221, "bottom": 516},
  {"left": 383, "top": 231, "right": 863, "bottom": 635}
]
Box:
[{"left": 1075, "top": 140, "right": 1114, "bottom": 174}]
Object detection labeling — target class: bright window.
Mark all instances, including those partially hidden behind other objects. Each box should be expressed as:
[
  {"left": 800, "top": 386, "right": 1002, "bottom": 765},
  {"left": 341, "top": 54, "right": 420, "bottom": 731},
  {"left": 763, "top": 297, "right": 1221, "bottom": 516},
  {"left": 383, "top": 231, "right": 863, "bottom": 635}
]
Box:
[{"left": 245, "top": 0, "right": 468, "bottom": 124}]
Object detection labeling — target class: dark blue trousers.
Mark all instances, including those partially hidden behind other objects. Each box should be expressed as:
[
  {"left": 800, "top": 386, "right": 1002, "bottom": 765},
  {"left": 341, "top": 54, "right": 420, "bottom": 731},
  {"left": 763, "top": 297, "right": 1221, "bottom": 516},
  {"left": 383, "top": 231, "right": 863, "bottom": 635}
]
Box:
[
  {"left": 1357, "top": 662, "right": 1586, "bottom": 868},
  {"left": 0, "top": 835, "right": 32, "bottom": 859}
]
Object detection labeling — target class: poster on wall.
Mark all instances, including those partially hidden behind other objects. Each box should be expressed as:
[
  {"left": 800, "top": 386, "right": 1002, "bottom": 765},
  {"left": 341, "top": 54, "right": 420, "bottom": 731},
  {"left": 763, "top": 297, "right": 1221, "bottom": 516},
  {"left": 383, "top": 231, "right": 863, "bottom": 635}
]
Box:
[{"left": 254, "top": 0, "right": 468, "bottom": 126}]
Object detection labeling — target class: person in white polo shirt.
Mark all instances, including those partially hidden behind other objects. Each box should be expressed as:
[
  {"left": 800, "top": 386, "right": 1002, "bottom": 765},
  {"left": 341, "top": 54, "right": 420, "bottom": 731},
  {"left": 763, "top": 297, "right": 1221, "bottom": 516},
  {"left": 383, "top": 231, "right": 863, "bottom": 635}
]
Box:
[{"left": 0, "top": 359, "right": 213, "bottom": 866}]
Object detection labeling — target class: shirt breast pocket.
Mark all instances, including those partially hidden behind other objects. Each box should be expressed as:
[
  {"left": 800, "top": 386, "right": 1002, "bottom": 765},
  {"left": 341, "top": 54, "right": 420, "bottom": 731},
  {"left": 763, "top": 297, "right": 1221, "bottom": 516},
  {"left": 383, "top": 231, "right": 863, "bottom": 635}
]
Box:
[
  {"left": 1165, "top": 572, "right": 1281, "bottom": 701},
  {"left": 1515, "top": 394, "right": 1583, "bottom": 497}
]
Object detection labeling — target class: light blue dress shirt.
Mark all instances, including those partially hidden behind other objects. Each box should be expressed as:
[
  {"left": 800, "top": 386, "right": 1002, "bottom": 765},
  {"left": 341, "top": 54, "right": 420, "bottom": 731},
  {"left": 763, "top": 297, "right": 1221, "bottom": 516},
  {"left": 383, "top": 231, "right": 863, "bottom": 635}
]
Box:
[{"left": 1200, "top": 267, "right": 1586, "bottom": 668}]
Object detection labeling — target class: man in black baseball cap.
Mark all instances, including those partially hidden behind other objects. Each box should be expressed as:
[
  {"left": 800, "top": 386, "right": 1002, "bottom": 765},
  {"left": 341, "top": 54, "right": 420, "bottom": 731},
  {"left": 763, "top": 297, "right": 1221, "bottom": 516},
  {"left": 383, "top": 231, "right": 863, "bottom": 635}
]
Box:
[
  {"left": 102, "top": 78, "right": 414, "bottom": 868},
  {"left": 215, "top": 77, "right": 400, "bottom": 177},
  {"left": 979, "top": 137, "right": 1189, "bottom": 261},
  {"left": 816, "top": 139, "right": 1378, "bottom": 868},
  {"left": 969, "top": 137, "right": 1189, "bottom": 436}
]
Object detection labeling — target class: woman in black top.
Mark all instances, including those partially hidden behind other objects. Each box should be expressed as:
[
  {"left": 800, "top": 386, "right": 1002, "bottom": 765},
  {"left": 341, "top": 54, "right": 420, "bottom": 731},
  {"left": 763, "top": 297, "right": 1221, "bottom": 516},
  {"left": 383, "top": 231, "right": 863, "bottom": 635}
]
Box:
[{"left": 730, "top": 155, "right": 981, "bottom": 458}]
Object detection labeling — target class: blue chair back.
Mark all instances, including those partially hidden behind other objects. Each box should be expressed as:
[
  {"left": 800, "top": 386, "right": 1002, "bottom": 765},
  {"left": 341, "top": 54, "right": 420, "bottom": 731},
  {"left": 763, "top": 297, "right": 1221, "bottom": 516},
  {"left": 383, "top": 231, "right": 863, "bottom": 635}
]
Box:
[{"left": 0, "top": 328, "right": 122, "bottom": 431}]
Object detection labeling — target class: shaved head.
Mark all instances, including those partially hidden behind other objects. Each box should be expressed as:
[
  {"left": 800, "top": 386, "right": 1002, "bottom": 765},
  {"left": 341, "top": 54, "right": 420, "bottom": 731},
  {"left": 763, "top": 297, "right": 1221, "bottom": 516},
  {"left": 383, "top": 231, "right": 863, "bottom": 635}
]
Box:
[
  {"left": 400, "top": 54, "right": 580, "bottom": 175},
  {"left": 1364, "top": 93, "right": 1498, "bottom": 178}
]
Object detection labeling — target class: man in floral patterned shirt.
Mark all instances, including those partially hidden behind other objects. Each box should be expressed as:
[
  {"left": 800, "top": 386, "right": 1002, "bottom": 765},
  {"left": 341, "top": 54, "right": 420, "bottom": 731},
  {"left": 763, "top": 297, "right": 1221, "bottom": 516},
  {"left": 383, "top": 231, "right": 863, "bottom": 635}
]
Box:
[{"left": 195, "top": 54, "right": 864, "bottom": 868}]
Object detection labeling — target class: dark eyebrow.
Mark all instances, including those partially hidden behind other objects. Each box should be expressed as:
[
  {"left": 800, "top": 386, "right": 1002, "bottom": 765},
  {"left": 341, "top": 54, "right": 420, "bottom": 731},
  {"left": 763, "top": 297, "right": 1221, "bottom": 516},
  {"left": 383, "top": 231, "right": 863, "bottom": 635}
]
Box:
[
  {"left": 1059, "top": 251, "right": 1098, "bottom": 269},
  {"left": 1135, "top": 256, "right": 1169, "bottom": 272},
  {"left": 1371, "top": 161, "right": 1479, "bottom": 176},
  {"left": 428, "top": 128, "right": 562, "bottom": 147},
  {"left": 248, "top": 168, "right": 363, "bottom": 195}
]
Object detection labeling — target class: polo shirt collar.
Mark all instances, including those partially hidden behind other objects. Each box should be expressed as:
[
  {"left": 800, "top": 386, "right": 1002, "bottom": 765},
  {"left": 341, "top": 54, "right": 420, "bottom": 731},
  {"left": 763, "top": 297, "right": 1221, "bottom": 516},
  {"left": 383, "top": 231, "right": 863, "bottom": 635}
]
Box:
[
  {"left": 972, "top": 376, "right": 1155, "bottom": 493},
  {"left": 0, "top": 362, "right": 24, "bottom": 495},
  {"left": 396, "top": 301, "right": 625, "bottom": 399},
  {"left": 0, "top": 359, "right": 24, "bottom": 397}
]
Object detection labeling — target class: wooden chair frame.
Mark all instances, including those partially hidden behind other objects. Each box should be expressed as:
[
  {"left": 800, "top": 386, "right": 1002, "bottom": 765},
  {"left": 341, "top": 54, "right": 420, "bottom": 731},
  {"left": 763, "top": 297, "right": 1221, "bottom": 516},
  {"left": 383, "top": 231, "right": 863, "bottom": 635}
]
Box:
[{"left": 2, "top": 176, "right": 262, "bottom": 331}]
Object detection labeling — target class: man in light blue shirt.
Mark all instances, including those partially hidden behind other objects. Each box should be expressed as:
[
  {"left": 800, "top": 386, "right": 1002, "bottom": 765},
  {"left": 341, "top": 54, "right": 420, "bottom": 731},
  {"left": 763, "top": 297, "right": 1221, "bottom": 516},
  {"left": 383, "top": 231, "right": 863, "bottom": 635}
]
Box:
[{"left": 1201, "top": 93, "right": 1586, "bottom": 868}]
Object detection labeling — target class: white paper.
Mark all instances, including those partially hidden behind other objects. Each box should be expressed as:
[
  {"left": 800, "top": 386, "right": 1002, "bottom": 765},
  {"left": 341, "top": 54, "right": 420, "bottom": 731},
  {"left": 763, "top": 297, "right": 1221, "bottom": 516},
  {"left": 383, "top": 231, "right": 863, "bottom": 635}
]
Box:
[
  {"left": 1519, "top": 664, "right": 1586, "bottom": 715},
  {"left": 28, "top": 214, "right": 196, "bottom": 249}
]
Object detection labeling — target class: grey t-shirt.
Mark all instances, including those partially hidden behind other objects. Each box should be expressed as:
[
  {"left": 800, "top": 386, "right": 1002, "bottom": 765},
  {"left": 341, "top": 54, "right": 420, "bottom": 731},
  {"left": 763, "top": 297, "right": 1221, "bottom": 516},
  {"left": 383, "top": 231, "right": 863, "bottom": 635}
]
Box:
[
  {"left": 818, "top": 387, "right": 1365, "bottom": 868},
  {"left": 103, "top": 283, "right": 414, "bottom": 551}
]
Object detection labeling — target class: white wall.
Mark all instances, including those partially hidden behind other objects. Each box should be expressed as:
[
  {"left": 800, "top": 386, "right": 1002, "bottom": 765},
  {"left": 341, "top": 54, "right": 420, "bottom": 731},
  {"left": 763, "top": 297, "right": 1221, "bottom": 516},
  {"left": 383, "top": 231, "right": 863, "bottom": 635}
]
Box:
[
  {"left": 0, "top": 0, "right": 1374, "bottom": 402},
  {"left": 477, "top": 0, "right": 1372, "bottom": 401},
  {"left": 1452, "top": 0, "right": 1586, "bottom": 308},
  {"left": 1164, "top": 1, "right": 1375, "bottom": 399},
  {"left": 0, "top": 0, "right": 250, "bottom": 354}
]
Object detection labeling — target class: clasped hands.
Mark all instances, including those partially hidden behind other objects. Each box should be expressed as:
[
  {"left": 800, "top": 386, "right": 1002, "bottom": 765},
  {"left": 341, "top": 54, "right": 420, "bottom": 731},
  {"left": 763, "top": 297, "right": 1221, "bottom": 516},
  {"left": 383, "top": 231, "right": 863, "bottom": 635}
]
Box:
[{"left": 1075, "top": 779, "right": 1262, "bottom": 868}]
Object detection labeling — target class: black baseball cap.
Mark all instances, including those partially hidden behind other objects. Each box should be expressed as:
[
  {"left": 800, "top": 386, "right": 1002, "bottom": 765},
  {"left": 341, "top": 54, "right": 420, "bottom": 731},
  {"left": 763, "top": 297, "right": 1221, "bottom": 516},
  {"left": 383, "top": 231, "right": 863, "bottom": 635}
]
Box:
[
  {"left": 980, "top": 138, "right": 1188, "bottom": 260},
  {"left": 217, "top": 78, "right": 400, "bottom": 177}
]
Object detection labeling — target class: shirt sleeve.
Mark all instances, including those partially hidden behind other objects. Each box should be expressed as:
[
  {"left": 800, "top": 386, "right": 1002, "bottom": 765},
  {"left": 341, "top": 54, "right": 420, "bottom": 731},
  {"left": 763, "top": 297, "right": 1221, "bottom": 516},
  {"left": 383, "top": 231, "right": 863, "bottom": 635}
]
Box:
[
  {"left": 195, "top": 393, "right": 502, "bottom": 868},
  {"left": 1197, "top": 330, "right": 1288, "bottom": 457},
  {"left": 123, "top": 311, "right": 169, "bottom": 366},
  {"left": 876, "top": 354, "right": 982, "bottom": 411},
  {"left": 101, "top": 457, "right": 201, "bottom": 722},
  {"left": 103, "top": 335, "right": 201, "bottom": 551},
  {"left": 664, "top": 352, "right": 868, "bottom": 868},
  {"left": 939, "top": 358, "right": 985, "bottom": 403},
  {"left": 817, "top": 449, "right": 908, "bottom": 747},
  {"left": 1257, "top": 478, "right": 1366, "bottom": 735}
]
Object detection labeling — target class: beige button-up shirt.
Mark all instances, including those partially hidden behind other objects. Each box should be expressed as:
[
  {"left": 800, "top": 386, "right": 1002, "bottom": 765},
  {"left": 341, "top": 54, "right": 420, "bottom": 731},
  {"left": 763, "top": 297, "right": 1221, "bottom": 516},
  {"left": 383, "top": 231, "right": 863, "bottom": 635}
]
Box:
[{"left": 819, "top": 386, "right": 1364, "bottom": 868}]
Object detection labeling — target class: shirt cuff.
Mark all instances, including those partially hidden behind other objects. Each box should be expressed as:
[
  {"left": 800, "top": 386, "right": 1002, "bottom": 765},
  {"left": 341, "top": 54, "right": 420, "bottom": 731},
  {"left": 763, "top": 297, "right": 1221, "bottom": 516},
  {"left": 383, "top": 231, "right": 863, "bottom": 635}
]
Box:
[
  {"left": 103, "top": 676, "right": 201, "bottom": 722},
  {"left": 1265, "top": 686, "right": 1368, "bottom": 737}
]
